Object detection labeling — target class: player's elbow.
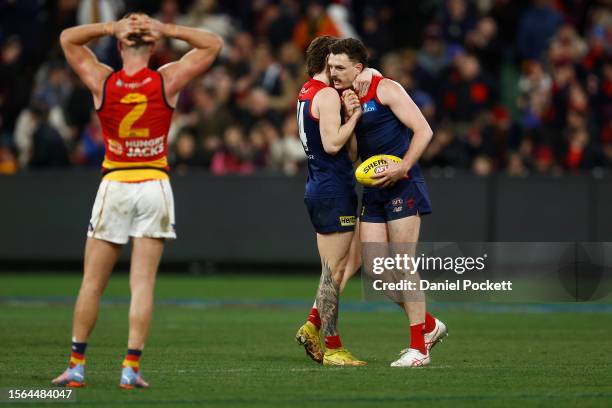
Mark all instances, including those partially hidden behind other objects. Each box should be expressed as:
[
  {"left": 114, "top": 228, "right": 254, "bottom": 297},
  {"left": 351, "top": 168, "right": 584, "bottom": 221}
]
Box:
[
  {"left": 210, "top": 34, "right": 224, "bottom": 55},
  {"left": 424, "top": 127, "right": 433, "bottom": 144},
  {"left": 419, "top": 124, "right": 433, "bottom": 145},
  {"left": 59, "top": 29, "right": 71, "bottom": 49},
  {"left": 323, "top": 142, "right": 342, "bottom": 155}
]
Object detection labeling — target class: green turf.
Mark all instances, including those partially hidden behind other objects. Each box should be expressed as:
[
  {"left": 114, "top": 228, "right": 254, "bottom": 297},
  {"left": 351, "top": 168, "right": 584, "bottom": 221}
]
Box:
[{"left": 0, "top": 273, "right": 611, "bottom": 408}]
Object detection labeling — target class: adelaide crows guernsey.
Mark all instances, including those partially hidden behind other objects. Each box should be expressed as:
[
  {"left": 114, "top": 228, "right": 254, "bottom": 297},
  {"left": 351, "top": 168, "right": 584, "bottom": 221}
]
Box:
[
  {"left": 97, "top": 67, "right": 174, "bottom": 182},
  {"left": 297, "top": 79, "right": 355, "bottom": 198},
  {"left": 356, "top": 76, "right": 425, "bottom": 188}
]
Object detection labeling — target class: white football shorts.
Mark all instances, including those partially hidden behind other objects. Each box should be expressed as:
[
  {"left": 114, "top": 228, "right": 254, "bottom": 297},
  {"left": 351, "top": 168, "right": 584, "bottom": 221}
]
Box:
[{"left": 87, "top": 179, "right": 176, "bottom": 244}]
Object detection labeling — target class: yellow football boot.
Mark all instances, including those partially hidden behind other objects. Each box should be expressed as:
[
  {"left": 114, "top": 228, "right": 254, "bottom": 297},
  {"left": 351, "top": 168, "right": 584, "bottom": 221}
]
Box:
[
  {"left": 295, "top": 321, "right": 324, "bottom": 363},
  {"left": 323, "top": 348, "right": 367, "bottom": 366}
]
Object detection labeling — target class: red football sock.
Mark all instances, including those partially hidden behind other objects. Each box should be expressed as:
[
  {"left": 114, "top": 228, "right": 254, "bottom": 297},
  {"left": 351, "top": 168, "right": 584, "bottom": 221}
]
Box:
[
  {"left": 424, "top": 312, "right": 436, "bottom": 334},
  {"left": 324, "top": 335, "right": 342, "bottom": 350},
  {"left": 307, "top": 307, "right": 321, "bottom": 330},
  {"left": 409, "top": 323, "right": 426, "bottom": 355}
]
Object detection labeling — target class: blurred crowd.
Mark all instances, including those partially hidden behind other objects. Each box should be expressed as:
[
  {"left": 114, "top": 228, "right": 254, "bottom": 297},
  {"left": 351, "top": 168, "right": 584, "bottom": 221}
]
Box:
[{"left": 0, "top": 0, "right": 610, "bottom": 176}]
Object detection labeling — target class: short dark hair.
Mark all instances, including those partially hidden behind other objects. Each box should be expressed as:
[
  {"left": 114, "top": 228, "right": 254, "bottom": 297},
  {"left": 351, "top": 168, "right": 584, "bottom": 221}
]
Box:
[
  {"left": 329, "top": 38, "right": 368, "bottom": 67},
  {"left": 305, "top": 35, "right": 337, "bottom": 77}
]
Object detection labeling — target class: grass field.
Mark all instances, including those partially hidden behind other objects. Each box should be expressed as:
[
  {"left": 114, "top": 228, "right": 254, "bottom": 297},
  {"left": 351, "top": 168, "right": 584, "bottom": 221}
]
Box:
[{"left": 1, "top": 273, "right": 611, "bottom": 407}]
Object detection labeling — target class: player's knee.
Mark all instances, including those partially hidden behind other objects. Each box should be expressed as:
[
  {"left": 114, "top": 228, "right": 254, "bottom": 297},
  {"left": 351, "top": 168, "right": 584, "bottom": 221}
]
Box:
[{"left": 79, "top": 281, "right": 105, "bottom": 298}]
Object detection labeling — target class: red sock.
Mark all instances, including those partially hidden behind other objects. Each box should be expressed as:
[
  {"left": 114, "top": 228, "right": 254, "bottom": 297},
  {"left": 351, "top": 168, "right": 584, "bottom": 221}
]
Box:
[
  {"left": 324, "top": 335, "right": 342, "bottom": 349},
  {"left": 409, "top": 323, "right": 426, "bottom": 355},
  {"left": 307, "top": 307, "right": 321, "bottom": 330},
  {"left": 424, "top": 312, "right": 436, "bottom": 334}
]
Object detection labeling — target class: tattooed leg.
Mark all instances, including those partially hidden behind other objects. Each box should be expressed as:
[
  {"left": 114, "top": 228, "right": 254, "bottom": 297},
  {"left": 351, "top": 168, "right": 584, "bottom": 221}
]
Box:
[{"left": 315, "top": 259, "right": 341, "bottom": 337}]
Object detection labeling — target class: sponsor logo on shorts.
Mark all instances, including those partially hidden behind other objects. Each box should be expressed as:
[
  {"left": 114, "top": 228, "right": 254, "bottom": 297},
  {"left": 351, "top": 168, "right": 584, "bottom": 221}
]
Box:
[
  {"left": 407, "top": 198, "right": 416, "bottom": 209},
  {"left": 339, "top": 216, "right": 356, "bottom": 226},
  {"left": 391, "top": 197, "right": 403, "bottom": 213}
]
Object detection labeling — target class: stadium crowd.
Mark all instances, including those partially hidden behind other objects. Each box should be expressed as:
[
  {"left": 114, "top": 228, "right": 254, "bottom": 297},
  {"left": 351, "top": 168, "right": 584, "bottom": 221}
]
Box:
[{"left": 0, "top": 0, "right": 610, "bottom": 176}]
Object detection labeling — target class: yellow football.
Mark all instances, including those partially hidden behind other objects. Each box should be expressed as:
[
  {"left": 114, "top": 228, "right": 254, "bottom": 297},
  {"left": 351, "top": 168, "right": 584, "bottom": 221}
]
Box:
[{"left": 355, "top": 154, "right": 402, "bottom": 186}]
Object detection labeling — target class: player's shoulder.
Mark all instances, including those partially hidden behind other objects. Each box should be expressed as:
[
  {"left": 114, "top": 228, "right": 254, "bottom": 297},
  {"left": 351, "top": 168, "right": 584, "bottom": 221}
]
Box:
[
  {"left": 300, "top": 79, "right": 332, "bottom": 100},
  {"left": 377, "top": 78, "right": 402, "bottom": 93},
  {"left": 312, "top": 86, "right": 340, "bottom": 109},
  {"left": 376, "top": 78, "right": 406, "bottom": 105}
]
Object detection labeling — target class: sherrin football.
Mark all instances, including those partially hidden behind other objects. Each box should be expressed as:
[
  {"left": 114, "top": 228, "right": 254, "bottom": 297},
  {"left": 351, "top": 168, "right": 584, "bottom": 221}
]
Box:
[{"left": 355, "top": 154, "right": 402, "bottom": 186}]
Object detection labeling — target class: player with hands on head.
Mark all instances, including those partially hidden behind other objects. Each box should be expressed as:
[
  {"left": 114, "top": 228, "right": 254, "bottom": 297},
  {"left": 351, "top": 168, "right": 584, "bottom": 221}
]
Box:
[{"left": 52, "top": 12, "right": 222, "bottom": 388}]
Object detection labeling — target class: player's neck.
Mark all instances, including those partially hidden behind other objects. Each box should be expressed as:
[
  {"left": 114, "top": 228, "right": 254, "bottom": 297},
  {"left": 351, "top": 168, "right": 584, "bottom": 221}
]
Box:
[
  {"left": 312, "top": 73, "right": 329, "bottom": 86},
  {"left": 122, "top": 57, "right": 149, "bottom": 76}
]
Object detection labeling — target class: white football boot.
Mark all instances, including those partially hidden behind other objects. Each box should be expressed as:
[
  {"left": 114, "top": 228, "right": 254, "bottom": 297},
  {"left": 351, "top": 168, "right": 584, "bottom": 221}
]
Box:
[
  {"left": 390, "top": 348, "right": 430, "bottom": 367},
  {"left": 424, "top": 318, "right": 448, "bottom": 351}
]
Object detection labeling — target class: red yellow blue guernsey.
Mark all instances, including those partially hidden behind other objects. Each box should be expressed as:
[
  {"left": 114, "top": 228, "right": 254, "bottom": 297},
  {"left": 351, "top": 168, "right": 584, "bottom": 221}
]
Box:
[{"left": 96, "top": 67, "right": 174, "bottom": 182}]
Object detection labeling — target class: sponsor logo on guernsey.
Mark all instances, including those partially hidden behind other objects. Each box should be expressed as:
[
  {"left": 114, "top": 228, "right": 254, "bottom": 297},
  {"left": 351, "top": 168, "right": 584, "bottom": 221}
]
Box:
[
  {"left": 116, "top": 77, "right": 152, "bottom": 89},
  {"left": 362, "top": 100, "right": 377, "bottom": 113},
  {"left": 125, "top": 136, "right": 165, "bottom": 158},
  {"left": 339, "top": 216, "right": 356, "bottom": 226},
  {"left": 108, "top": 139, "right": 123, "bottom": 155}
]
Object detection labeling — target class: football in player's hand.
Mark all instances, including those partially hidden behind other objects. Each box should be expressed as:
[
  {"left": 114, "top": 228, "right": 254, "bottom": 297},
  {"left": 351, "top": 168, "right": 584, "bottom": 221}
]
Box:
[{"left": 355, "top": 154, "right": 402, "bottom": 186}]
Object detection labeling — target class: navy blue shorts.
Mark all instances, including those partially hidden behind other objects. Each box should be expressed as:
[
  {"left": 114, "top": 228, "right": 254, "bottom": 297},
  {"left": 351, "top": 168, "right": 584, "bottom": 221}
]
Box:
[
  {"left": 304, "top": 194, "right": 358, "bottom": 233},
  {"left": 360, "top": 180, "right": 432, "bottom": 223}
]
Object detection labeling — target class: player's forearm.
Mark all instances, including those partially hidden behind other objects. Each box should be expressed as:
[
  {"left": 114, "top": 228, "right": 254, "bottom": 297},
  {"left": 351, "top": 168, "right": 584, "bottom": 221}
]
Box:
[
  {"left": 60, "top": 23, "right": 112, "bottom": 47},
  {"left": 401, "top": 127, "right": 433, "bottom": 172},
  {"left": 328, "top": 113, "right": 360, "bottom": 154},
  {"left": 164, "top": 24, "right": 223, "bottom": 52}
]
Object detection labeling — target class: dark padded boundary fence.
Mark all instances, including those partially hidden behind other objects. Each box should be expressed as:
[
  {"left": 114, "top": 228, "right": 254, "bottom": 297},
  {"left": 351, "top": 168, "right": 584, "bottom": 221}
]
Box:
[{"left": 1, "top": 170, "right": 611, "bottom": 264}]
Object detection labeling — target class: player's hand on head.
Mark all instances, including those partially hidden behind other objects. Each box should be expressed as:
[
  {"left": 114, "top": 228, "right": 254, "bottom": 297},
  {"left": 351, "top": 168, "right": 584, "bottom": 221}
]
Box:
[
  {"left": 371, "top": 156, "right": 410, "bottom": 188},
  {"left": 114, "top": 16, "right": 140, "bottom": 46},
  {"left": 137, "top": 15, "right": 165, "bottom": 42},
  {"left": 353, "top": 69, "right": 373, "bottom": 98}
]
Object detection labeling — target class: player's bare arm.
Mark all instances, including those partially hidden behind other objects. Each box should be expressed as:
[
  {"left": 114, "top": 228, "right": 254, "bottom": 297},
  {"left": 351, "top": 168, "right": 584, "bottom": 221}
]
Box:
[
  {"left": 352, "top": 68, "right": 382, "bottom": 98},
  {"left": 148, "top": 17, "right": 223, "bottom": 105},
  {"left": 315, "top": 88, "right": 361, "bottom": 155},
  {"left": 372, "top": 79, "right": 433, "bottom": 188},
  {"left": 59, "top": 18, "right": 138, "bottom": 106}
]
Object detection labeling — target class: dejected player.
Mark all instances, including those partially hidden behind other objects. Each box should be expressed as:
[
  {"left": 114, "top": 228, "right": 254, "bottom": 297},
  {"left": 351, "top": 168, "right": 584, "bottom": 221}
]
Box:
[
  {"left": 52, "top": 13, "right": 222, "bottom": 388},
  {"left": 294, "top": 36, "right": 371, "bottom": 366},
  {"left": 328, "top": 38, "right": 448, "bottom": 367}
]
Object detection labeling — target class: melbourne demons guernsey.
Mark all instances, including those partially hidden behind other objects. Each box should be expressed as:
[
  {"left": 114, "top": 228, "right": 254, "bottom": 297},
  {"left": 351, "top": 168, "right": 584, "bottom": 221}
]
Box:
[
  {"left": 97, "top": 67, "right": 173, "bottom": 182},
  {"left": 356, "top": 76, "right": 425, "bottom": 189},
  {"left": 297, "top": 79, "right": 355, "bottom": 198}
]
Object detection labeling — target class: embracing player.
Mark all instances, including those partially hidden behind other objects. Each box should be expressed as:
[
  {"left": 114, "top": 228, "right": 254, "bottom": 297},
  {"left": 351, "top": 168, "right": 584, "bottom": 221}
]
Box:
[
  {"left": 52, "top": 13, "right": 222, "bottom": 387},
  {"left": 294, "top": 36, "right": 372, "bottom": 366},
  {"left": 328, "top": 38, "right": 448, "bottom": 367}
]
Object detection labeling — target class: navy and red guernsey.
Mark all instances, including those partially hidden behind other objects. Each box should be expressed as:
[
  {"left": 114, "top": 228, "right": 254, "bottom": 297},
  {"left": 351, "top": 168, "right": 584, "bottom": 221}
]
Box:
[
  {"left": 356, "top": 76, "right": 425, "bottom": 189},
  {"left": 297, "top": 79, "right": 355, "bottom": 198}
]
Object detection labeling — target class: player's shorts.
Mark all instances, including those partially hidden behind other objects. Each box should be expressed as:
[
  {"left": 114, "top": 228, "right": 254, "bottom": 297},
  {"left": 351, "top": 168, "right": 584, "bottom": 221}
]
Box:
[
  {"left": 304, "top": 194, "right": 358, "bottom": 234},
  {"left": 87, "top": 179, "right": 176, "bottom": 245},
  {"left": 360, "top": 180, "right": 432, "bottom": 223}
]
